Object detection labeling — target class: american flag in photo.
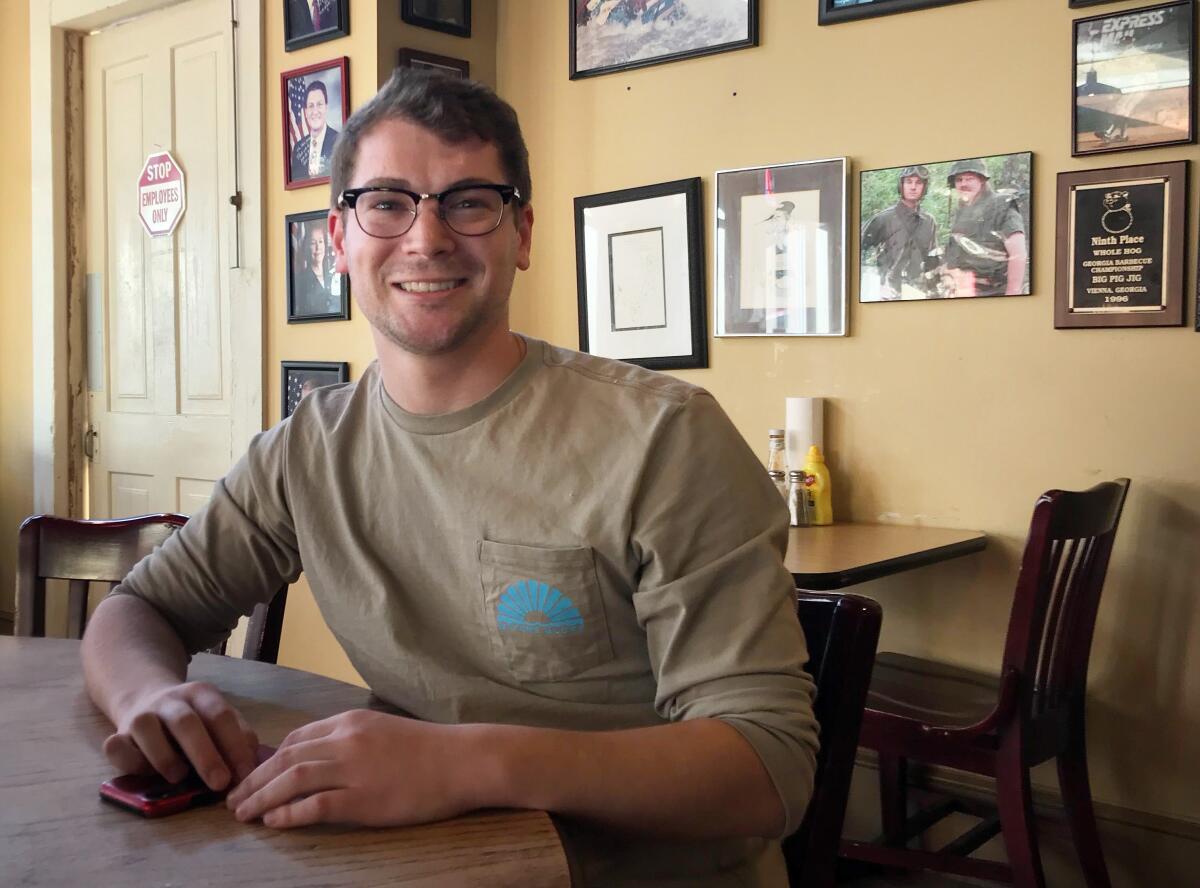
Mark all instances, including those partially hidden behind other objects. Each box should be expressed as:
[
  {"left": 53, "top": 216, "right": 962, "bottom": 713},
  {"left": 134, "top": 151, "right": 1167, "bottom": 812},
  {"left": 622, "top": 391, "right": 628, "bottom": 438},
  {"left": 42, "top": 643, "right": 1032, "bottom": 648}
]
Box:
[
  {"left": 288, "top": 76, "right": 310, "bottom": 151},
  {"left": 286, "top": 372, "right": 307, "bottom": 417}
]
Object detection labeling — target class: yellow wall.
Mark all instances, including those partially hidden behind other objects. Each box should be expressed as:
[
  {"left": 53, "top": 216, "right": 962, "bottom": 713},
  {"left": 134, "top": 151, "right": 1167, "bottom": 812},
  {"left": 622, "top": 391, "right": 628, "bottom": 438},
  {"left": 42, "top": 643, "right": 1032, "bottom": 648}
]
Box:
[
  {"left": 496, "top": 0, "right": 1200, "bottom": 826},
  {"left": 0, "top": 0, "right": 32, "bottom": 619}
]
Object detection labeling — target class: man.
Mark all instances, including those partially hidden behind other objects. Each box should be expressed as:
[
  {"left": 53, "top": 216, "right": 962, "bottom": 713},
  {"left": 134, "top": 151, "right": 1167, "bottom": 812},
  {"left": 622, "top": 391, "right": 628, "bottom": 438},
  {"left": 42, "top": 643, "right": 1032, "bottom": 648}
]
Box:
[
  {"left": 290, "top": 80, "right": 339, "bottom": 182},
  {"left": 288, "top": 0, "right": 335, "bottom": 39},
  {"left": 860, "top": 165, "right": 939, "bottom": 300},
  {"left": 82, "top": 70, "right": 817, "bottom": 886},
  {"left": 942, "top": 159, "right": 1027, "bottom": 298}
]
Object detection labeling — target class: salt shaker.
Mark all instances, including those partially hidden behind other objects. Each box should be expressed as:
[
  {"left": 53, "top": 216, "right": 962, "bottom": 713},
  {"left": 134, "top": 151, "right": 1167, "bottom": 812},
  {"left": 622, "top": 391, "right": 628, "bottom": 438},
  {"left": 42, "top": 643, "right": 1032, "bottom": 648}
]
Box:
[{"left": 787, "top": 470, "right": 811, "bottom": 527}]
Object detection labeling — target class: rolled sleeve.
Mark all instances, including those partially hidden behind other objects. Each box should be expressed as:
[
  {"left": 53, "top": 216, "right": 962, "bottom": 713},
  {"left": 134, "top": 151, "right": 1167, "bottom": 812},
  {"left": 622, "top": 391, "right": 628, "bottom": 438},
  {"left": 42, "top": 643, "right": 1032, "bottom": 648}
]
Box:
[{"left": 630, "top": 393, "right": 819, "bottom": 836}]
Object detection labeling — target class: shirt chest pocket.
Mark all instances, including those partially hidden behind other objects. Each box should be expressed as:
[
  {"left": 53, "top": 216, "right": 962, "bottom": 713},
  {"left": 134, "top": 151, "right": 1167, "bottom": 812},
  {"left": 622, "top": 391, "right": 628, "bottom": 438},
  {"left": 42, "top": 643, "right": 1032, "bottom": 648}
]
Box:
[{"left": 479, "top": 539, "right": 615, "bottom": 683}]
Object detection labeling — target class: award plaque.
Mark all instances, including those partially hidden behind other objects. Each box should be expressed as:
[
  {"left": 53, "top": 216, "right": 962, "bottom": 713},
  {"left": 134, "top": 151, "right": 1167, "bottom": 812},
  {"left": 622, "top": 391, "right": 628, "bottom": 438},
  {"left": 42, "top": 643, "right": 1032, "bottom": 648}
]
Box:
[{"left": 1055, "top": 161, "right": 1187, "bottom": 328}]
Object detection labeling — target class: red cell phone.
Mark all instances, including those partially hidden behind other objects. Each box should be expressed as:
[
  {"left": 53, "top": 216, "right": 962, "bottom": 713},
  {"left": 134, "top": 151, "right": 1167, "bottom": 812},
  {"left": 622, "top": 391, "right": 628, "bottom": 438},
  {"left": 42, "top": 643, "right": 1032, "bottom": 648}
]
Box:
[
  {"left": 99, "top": 771, "right": 225, "bottom": 818},
  {"left": 99, "top": 744, "right": 276, "bottom": 818}
]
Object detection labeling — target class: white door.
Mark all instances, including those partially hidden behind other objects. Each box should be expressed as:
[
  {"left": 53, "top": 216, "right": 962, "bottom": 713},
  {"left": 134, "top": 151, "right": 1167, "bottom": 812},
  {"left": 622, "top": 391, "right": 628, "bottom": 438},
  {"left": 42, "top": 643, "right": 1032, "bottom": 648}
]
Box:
[{"left": 84, "top": 0, "right": 238, "bottom": 518}]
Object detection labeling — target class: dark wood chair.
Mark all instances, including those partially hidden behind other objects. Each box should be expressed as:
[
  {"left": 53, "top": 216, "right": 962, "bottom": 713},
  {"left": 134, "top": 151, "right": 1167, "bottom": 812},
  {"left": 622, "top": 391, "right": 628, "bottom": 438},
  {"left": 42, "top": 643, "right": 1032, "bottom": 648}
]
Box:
[
  {"left": 15, "top": 513, "right": 288, "bottom": 663},
  {"left": 782, "top": 591, "right": 883, "bottom": 888},
  {"left": 841, "top": 479, "right": 1131, "bottom": 888}
]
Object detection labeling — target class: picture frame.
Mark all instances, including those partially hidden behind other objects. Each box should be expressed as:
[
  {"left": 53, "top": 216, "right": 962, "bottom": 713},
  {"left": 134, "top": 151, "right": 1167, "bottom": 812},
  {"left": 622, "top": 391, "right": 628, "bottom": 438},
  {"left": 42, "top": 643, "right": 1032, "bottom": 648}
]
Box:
[
  {"left": 286, "top": 210, "right": 350, "bottom": 324},
  {"left": 859, "top": 152, "right": 1033, "bottom": 303},
  {"left": 397, "top": 48, "right": 470, "bottom": 78},
  {"left": 574, "top": 178, "right": 707, "bottom": 370},
  {"left": 281, "top": 57, "right": 349, "bottom": 191},
  {"left": 570, "top": 0, "right": 758, "bottom": 80},
  {"left": 1069, "top": 1, "right": 1126, "bottom": 7},
  {"left": 282, "top": 361, "right": 350, "bottom": 419},
  {"left": 715, "top": 158, "right": 847, "bottom": 337},
  {"left": 401, "top": 0, "right": 471, "bottom": 38},
  {"left": 1054, "top": 160, "right": 1188, "bottom": 328},
  {"left": 818, "top": 0, "right": 976, "bottom": 25},
  {"left": 284, "top": 0, "right": 349, "bottom": 52},
  {"left": 1072, "top": 1, "right": 1195, "bottom": 156}
]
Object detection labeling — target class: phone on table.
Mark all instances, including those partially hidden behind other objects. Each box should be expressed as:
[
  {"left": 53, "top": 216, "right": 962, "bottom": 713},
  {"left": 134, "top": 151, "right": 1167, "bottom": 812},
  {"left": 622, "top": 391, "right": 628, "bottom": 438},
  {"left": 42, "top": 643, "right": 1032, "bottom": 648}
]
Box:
[{"left": 99, "top": 743, "right": 276, "bottom": 818}]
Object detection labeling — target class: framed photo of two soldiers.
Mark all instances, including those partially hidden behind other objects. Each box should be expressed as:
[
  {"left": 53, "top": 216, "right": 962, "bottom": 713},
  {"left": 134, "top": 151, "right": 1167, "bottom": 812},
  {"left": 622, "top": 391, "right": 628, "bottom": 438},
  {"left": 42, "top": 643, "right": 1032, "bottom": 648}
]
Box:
[
  {"left": 1072, "top": 1, "right": 1195, "bottom": 156},
  {"left": 858, "top": 153, "right": 1033, "bottom": 303},
  {"left": 1054, "top": 161, "right": 1187, "bottom": 329},
  {"left": 818, "top": 0, "right": 977, "bottom": 25}
]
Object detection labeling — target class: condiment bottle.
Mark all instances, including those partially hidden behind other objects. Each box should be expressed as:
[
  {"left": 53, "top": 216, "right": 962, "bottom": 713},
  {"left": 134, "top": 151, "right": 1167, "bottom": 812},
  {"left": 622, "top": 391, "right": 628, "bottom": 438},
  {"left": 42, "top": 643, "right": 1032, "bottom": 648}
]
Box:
[
  {"left": 768, "top": 469, "right": 788, "bottom": 502},
  {"left": 802, "top": 445, "right": 833, "bottom": 526},
  {"left": 766, "top": 428, "right": 787, "bottom": 474},
  {"left": 787, "top": 470, "right": 810, "bottom": 527}
]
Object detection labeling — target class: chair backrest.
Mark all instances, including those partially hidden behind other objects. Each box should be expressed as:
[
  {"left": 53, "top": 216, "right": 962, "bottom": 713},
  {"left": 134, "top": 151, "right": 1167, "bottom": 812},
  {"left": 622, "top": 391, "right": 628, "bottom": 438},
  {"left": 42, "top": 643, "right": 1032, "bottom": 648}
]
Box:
[
  {"left": 1002, "top": 479, "right": 1130, "bottom": 722},
  {"left": 782, "top": 591, "right": 883, "bottom": 887},
  {"left": 15, "top": 513, "right": 287, "bottom": 663}
]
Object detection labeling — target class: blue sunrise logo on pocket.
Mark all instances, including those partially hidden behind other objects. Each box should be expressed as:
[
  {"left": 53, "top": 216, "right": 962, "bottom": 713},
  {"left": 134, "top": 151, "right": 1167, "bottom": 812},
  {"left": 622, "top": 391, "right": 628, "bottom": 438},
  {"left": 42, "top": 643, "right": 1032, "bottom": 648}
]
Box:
[{"left": 497, "top": 579, "right": 585, "bottom": 635}]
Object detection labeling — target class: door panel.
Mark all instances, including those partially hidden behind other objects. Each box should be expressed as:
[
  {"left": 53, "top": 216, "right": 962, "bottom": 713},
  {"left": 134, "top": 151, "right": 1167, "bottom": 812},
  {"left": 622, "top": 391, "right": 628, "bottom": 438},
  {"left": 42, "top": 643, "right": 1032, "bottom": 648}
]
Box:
[{"left": 85, "top": 0, "right": 234, "bottom": 519}]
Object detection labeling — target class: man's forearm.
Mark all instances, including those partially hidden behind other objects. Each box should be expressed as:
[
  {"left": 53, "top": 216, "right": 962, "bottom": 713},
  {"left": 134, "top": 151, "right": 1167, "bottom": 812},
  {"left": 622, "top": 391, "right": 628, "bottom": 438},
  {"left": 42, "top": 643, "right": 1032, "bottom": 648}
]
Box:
[
  {"left": 81, "top": 594, "right": 190, "bottom": 724},
  {"left": 467, "top": 718, "right": 787, "bottom": 840}
]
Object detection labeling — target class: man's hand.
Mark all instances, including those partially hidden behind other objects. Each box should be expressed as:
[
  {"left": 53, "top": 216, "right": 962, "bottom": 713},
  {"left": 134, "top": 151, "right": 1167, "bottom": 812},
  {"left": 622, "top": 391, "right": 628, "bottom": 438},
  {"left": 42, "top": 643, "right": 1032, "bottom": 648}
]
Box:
[
  {"left": 103, "top": 681, "right": 259, "bottom": 791},
  {"left": 225, "top": 710, "right": 474, "bottom": 829}
]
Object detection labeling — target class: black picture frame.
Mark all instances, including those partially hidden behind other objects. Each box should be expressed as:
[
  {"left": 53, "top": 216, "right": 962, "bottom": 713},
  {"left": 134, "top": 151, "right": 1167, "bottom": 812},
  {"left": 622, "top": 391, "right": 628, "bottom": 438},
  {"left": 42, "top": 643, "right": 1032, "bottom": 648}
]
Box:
[
  {"left": 574, "top": 178, "right": 708, "bottom": 370},
  {"left": 570, "top": 0, "right": 758, "bottom": 80},
  {"left": 281, "top": 57, "right": 350, "bottom": 191},
  {"left": 284, "top": 0, "right": 349, "bottom": 52},
  {"left": 1072, "top": 1, "right": 1195, "bottom": 157},
  {"left": 286, "top": 210, "right": 350, "bottom": 324},
  {"left": 1054, "top": 161, "right": 1188, "bottom": 328},
  {"left": 282, "top": 361, "right": 350, "bottom": 419},
  {"left": 400, "top": 0, "right": 471, "bottom": 38},
  {"left": 1069, "top": 1, "right": 1125, "bottom": 7},
  {"left": 818, "top": 0, "right": 977, "bottom": 25},
  {"left": 397, "top": 48, "right": 470, "bottom": 78}
]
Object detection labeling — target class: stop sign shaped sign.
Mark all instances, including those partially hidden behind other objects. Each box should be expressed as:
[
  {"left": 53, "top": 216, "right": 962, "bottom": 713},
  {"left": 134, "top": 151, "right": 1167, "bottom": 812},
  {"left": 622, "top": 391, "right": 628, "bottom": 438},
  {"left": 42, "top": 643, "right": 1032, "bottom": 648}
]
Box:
[{"left": 138, "top": 150, "right": 186, "bottom": 237}]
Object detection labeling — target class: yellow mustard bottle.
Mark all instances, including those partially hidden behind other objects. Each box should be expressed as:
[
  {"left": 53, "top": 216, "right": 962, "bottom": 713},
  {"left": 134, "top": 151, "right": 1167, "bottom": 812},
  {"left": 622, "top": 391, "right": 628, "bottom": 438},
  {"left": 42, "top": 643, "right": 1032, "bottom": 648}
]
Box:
[{"left": 803, "top": 445, "right": 834, "bottom": 526}]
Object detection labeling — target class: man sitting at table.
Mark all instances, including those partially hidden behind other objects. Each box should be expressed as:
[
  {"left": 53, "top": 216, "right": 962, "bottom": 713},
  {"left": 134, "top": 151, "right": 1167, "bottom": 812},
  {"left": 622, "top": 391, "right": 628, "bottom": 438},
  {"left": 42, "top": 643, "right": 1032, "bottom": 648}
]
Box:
[{"left": 81, "top": 69, "right": 817, "bottom": 887}]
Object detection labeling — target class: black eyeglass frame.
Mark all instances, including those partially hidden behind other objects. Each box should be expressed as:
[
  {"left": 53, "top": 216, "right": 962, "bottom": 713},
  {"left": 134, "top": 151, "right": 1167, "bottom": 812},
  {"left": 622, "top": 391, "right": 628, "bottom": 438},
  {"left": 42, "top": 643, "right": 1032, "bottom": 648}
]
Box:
[{"left": 338, "top": 183, "right": 522, "bottom": 238}]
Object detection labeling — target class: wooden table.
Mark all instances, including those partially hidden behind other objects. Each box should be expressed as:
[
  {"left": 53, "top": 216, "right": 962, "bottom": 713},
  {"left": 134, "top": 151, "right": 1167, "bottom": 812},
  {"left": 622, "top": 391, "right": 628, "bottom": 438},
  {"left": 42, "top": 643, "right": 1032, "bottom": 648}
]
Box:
[
  {"left": 785, "top": 523, "right": 987, "bottom": 591},
  {"left": 0, "top": 637, "right": 572, "bottom": 887}
]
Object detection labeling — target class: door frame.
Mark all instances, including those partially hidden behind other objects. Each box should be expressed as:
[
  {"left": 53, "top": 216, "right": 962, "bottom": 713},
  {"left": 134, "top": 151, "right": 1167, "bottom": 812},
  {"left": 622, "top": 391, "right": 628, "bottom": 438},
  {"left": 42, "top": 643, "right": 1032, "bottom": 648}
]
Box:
[{"left": 30, "top": 0, "right": 264, "bottom": 517}]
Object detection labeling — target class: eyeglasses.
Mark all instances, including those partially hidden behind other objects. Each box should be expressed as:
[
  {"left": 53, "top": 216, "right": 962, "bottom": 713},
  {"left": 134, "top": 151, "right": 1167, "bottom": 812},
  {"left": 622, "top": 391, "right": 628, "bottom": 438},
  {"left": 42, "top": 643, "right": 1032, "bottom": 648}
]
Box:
[{"left": 339, "top": 184, "right": 522, "bottom": 238}]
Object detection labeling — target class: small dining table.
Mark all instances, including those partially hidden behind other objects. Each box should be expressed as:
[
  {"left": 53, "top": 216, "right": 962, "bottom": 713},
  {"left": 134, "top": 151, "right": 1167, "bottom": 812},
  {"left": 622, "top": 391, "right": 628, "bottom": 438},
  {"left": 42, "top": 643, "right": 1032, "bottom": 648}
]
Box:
[
  {"left": 0, "top": 636, "right": 572, "bottom": 888},
  {"left": 784, "top": 522, "right": 987, "bottom": 591}
]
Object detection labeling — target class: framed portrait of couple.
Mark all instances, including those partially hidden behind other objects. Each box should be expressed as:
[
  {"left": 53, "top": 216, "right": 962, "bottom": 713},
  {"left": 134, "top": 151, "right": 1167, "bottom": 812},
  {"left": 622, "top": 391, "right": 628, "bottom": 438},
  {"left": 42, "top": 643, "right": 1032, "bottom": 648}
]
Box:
[
  {"left": 281, "top": 58, "right": 350, "bottom": 190},
  {"left": 284, "top": 0, "right": 349, "bottom": 52},
  {"left": 286, "top": 210, "right": 350, "bottom": 323}
]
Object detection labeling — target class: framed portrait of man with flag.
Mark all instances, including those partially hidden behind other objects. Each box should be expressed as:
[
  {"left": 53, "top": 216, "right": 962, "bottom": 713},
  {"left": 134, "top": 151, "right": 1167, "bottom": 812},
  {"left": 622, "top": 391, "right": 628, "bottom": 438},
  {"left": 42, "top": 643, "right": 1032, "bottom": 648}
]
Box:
[{"left": 281, "top": 57, "right": 350, "bottom": 190}]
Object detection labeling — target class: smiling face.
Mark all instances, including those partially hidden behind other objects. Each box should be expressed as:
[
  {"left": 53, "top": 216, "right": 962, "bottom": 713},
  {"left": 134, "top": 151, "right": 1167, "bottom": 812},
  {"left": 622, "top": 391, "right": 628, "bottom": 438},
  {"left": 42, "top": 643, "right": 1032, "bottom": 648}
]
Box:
[
  {"left": 304, "top": 86, "right": 328, "bottom": 135},
  {"left": 330, "top": 117, "right": 532, "bottom": 357},
  {"left": 308, "top": 226, "right": 326, "bottom": 268}
]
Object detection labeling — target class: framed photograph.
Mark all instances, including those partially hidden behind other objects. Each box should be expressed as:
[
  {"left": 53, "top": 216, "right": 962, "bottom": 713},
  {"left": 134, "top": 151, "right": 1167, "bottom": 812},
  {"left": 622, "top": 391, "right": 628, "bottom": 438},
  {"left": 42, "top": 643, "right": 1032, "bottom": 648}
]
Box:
[
  {"left": 1055, "top": 160, "right": 1187, "bottom": 328},
  {"left": 571, "top": 0, "right": 758, "bottom": 80},
  {"left": 397, "top": 48, "right": 470, "bottom": 78},
  {"left": 286, "top": 210, "right": 350, "bottom": 323},
  {"left": 1070, "top": 1, "right": 1130, "bottom": 7},
  {"left": 574, "top": 178, "right": 707, "bottom": 370},
  {"left": 715, "top": 158, "right": 846, "bottom": 337},
  {"left": 401, "top": 0, "right": 471, "bottom": 38},
  {"left": 282, "top": 361, "right": 350, "bottom": 419},
  {"left": 282, "top": 57, "right": 349, "bottom": 191},
  {"left": 1073, "top": 1, "right": 1195, "bottom": 156},
  {"left": 818, "top": 0, "right": 976, "bottom": 25},
  {"left": 859, "top": 152, "right": 1033, "bottom": 303},
  {"left": 284, "top": 0, "right": 348, "bottom": 52}
]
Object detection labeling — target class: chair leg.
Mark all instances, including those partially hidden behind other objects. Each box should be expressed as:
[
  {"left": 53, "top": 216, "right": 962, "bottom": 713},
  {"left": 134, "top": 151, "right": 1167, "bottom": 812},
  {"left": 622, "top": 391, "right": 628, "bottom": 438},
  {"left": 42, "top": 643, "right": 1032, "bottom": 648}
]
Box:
[
  {"left": 878, "top": 753, "right": 908, "bottom": 846},
  {"left": 1057, "top": 724, "right": 1112, "bottom": 888},
  {"left": 994, "top": 751, "right": 1046, "bottom": 888}
]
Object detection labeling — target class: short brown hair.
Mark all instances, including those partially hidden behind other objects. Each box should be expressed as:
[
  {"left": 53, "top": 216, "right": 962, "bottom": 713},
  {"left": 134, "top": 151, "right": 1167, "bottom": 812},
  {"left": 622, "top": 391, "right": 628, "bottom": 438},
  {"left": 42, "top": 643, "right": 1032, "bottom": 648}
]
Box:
[{"left": 329, "top": 69, "right": 531, "bottom": 210}]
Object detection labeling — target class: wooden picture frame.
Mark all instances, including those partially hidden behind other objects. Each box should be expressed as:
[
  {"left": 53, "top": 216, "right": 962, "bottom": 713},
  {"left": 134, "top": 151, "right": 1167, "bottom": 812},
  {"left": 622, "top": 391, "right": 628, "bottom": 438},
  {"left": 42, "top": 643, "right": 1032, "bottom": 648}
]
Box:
[
  {"left": 281, "top": 57, "right": 350, "bottom": 191},
  {"left": 401, "top": 0, "right": 471, "bottom": 38},
  {"left": 284, "top": 0, "right": 349, "bottom": 52},
  {"left": 1054, "top": 161, "right": 1188, "bottom": 328},
  {"left": 282, "top": 361, "right": 350, "bottom": 419},
  {"left": 574, "top": 178, "right": 707, "bottom": 370},
  {"left": 397, "top": 48, "right": 470, "bottom": 78},
  {"left": 571, "top": 0, "right": 758, "bottom": 79},
  {"left": 285, "top": 210, "right": 350, "bottom": 324},
  {"left": 1072, "top": 1, "right": 1195, "bottom": 156}
]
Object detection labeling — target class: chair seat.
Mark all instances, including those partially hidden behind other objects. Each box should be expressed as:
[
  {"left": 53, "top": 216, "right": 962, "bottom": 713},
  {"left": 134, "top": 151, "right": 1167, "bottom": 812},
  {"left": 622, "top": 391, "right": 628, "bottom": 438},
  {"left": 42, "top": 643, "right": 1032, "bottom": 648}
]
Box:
[{"left": 866, "top": 652, "right": 1001, "bottom": 731}]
